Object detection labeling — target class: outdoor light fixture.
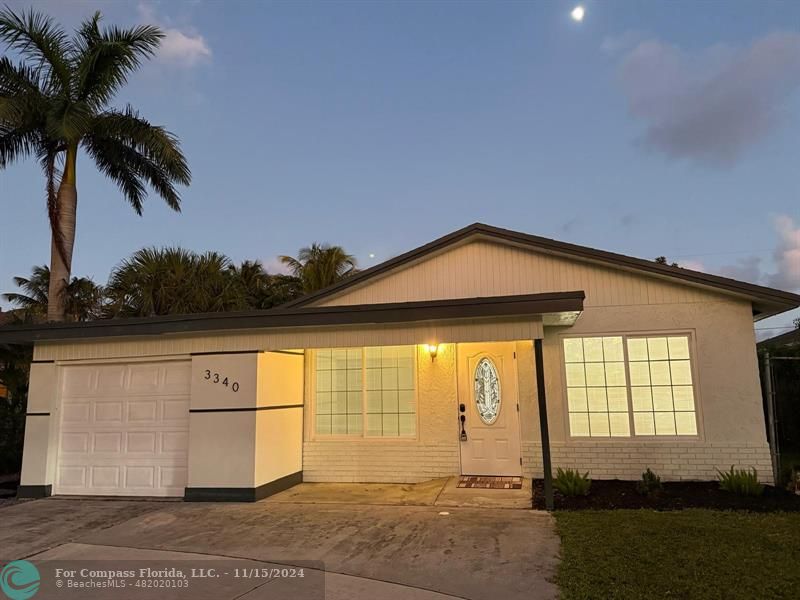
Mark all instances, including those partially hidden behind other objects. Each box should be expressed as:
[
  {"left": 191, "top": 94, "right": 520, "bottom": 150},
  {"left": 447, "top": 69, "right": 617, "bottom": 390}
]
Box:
[{"left": 425, "top": 344, "right": 439, "bottom": 361}]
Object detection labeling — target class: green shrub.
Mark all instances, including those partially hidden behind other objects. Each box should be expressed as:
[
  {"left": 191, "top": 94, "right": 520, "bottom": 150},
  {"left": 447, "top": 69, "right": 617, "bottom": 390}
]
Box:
[
  {"left": 636, "top": 468, "right": 663, "bottom": 496},
  {"left": 717, "top": 466, "right": 764, "bottom": 496},
  {"left": 554, "top": 467, "right": 591, "bottom": 496}
]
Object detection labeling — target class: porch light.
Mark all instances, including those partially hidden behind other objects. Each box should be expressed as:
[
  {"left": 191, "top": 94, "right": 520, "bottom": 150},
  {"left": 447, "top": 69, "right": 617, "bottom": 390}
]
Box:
[{"left": 425, "top": 344, "right": 440, "bottom": 361}]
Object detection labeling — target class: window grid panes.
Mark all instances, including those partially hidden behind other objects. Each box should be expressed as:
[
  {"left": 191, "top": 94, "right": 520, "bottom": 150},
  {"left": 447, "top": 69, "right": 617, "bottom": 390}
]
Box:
[
  {"left": 564, "top": 337, "right": 630, "bottom": 438},
  {"left": 563, "top": 335, "right": 698, "bottom": 438},
  {"left": 315, "top": 348, "right": 363, "bottom": 435},
  {"left": 627, "top": 336, "right": 697, "bottom": 436},
  {"left": 315, "top": 346, "right": 416, "bottom": 438}
]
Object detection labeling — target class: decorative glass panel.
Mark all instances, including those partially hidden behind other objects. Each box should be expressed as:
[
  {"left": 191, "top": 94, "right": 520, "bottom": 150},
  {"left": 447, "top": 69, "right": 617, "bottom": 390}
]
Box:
[{"left": 474, "top": 357, "right": 501, "bottom": 425}]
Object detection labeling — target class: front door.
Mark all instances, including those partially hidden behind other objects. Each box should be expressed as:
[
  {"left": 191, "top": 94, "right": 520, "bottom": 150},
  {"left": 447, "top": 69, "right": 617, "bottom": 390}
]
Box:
[{"left": 457, "top": 342, "right": 522, "bottom": 476}]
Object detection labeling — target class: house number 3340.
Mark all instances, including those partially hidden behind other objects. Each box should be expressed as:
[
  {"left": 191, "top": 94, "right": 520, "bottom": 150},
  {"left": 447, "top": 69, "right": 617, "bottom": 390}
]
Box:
[{"left": 204, "top": 370, "right": 240, "bottom": 392}]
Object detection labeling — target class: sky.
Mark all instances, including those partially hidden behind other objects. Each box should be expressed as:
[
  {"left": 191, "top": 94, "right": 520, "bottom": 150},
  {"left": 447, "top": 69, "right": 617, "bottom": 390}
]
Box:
[{"left": 1, "top": 0, "right": 799, "bottom": 337}]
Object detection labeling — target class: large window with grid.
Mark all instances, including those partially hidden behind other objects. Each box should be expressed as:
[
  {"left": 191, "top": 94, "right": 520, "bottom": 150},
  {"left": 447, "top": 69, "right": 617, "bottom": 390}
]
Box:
[
  {"left": 563, "top": 334, "right": 698, "bottom": 438},
  {"left": 314, "top": 346, "right": 416, "bottom": 438}
]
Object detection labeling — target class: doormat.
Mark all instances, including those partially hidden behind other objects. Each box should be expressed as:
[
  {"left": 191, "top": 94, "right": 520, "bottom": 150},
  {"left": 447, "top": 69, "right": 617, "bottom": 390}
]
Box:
[{"left": 457, "top": 476, "right": 523, "bottom": 489}]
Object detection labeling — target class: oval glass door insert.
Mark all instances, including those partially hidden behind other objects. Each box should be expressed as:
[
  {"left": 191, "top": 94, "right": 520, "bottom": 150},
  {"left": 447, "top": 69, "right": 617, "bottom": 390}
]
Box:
[{"left": 474, "top": 357, "right": 501, "bottom": 425}]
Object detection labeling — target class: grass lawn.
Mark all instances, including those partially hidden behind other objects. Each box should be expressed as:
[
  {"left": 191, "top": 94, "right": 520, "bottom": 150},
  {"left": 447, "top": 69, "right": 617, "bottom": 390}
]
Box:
[{"left": 555, "top": 509, "right": 800, "bottom": 600}]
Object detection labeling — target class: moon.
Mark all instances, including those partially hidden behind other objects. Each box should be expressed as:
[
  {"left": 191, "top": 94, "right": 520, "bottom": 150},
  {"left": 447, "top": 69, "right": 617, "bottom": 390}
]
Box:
[{"left": 571, "top": 5, "right": 585, "bottom": 22}]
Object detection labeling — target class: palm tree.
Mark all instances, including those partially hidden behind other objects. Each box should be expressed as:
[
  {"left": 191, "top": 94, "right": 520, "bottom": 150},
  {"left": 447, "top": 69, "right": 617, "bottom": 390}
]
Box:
[
  {"left": 228, "top": 260, "right": 303, "bottom": 309},
  {"left": 3, "top": 265, "right": 104, "bottom": 322},
  {"left": 104, "top": 247, "right": 247, "bottom": 317},
  {"left": 0, "top": 9, "right": 190, "bottom": 322},
  {"left": 280, "top": 244, "right": 357, "bottom": 294}
]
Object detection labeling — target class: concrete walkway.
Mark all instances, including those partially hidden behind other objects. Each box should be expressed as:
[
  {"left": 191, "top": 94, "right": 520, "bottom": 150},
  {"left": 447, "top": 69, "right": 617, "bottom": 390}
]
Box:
[
  {"left": 1, "top": 491, "right": 559, "bottom": 600},
  {"left": 265, "top": 476, "right": 532, "bottom": 509}
]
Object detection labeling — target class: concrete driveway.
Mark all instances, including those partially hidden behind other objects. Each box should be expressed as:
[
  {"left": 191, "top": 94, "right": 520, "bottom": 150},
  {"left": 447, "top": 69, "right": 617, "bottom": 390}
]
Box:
[{"left": 0, "top": 497, "right": 559, "bottom": 600}]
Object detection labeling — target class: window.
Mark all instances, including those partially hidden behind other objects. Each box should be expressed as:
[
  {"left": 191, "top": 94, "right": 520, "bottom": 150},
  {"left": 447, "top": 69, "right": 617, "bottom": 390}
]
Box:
[
  {"left": 564, "top": 337, "right": 630, "bottom": 437},
  {"left": 563, "top": 334, "right": 698, "bottom": 438},
  {"left": 315, "top": 346, "right": 416, "bottom": 438},
  {"left": 627, "top": 336, "right": 697, "bottom": 436}
]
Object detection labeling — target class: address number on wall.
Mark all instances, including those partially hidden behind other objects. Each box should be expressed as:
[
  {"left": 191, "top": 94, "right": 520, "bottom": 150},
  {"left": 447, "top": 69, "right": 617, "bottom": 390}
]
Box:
[{"left": 204, "top": 370, "right": 240, "bottom": 392}]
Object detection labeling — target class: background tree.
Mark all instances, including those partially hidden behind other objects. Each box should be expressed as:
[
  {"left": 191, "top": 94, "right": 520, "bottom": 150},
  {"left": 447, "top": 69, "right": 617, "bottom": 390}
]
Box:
[
  {"left": 3, "top": 265, "right": 103, "bottom": 322},
  {"left": 280, "top": 243, "right": 357, "bottom": 293},
  {"left": 104, "top": 247, "right": 247, "bottom": 317},
  {"left": 228, "top": 260, "right": 303, "bottom": 310},
  {"left": 0, "top": 9, "right": 190, "bottom": 322}
]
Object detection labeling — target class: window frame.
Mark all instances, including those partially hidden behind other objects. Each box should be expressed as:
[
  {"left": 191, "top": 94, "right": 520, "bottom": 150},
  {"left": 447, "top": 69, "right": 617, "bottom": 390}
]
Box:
[
  {"left": 559, "top": 330, "right": 703, "bottom": 442},
  {"left": 309, "top": 346, "right": 420, "bottom": 442}
]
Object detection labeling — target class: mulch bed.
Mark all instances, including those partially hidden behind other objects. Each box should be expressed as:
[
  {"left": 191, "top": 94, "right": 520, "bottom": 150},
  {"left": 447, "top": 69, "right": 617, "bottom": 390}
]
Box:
[
  {"left": 532, "top": 479, "right": 800, "bottom": 511},
  {"left": 457, "top": 476, "right": 523, "bottom": 489}
]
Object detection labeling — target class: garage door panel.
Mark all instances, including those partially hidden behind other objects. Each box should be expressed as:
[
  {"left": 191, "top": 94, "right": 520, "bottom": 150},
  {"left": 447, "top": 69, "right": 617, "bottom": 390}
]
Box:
[
  {"left": 94, "top": 401, "right": 124, "bottom": 423},
  {"left": 127, "top": 431, "right": 157, "bottom": 453},
  {"left": 127, "top": 399, "right": 158, "bottom": 423},
  {"left": 160, "top": 466, "right": 187, "bottom": 488},
  {"left": 162, "top": 431, "right": 189, "bottom": 454},
  {"left": 60, "top": 432, "right": 89, "bottom": 454},
  {"left": 125, "top": 465, "right": 156, "bottom": 489},
  {"left": 163, "top": 398, "right": 190, "bottom": 421},
  {"left": 62, "top": 402, "right": 91, "bottom": 424},
  {"left": 63, "top": 366, "right": 96, "bottom": 396},
  {"left": 58, "top": 466, "right": 87, "bottom": 488},
  {"left": 97, "top": 365, "right": 126, "bottom": 394},
  {"left": 57, "top": 361, "right": 189, "bottom": 497},
  {"left": 128, "top": 364, "right": 161, "bottom": 393},
  {"left": 93, "top": 432, "right": 122, "bottom": 453},
  {"left": 164, "top": 363, "right": 192, "bottom": 393},
  {"left": 92, "top": 465, "right": 121, "bottom": 488}
]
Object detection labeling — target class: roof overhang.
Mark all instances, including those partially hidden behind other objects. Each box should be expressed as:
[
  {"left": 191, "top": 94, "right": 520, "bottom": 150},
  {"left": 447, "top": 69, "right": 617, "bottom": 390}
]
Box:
[{"left": 0, "top": 291, "right": 585, "bottom": 345}]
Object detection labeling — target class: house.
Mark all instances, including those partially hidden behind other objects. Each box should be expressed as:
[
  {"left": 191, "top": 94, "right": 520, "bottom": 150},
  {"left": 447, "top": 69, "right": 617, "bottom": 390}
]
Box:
[
  {"left": 1, "top": 223, "right": 797, "bottom": 501},
  {"left": 758, "top": 327, "right": 800, "bottom": 350}
]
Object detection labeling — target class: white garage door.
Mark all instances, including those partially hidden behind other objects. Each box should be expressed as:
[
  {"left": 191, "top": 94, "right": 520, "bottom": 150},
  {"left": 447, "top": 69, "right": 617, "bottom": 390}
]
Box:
[{"left": 56, "top": 360, "right": 190, "bottom": 497}]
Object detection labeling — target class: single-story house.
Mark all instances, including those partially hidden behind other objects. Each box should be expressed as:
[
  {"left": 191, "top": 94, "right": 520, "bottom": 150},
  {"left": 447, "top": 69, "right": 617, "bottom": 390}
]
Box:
[{"left": 2, "top": 223, "right": 797, "bottom": 501}]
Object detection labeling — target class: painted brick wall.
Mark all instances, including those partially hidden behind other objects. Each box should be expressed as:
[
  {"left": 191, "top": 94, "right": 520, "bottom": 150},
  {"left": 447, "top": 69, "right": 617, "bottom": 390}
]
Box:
[
  {"left": 303, "top": 343, "right": 462, "bottom": 483},
  {"left": 521, "top": 441, "right": 774, "bottom": 484}
]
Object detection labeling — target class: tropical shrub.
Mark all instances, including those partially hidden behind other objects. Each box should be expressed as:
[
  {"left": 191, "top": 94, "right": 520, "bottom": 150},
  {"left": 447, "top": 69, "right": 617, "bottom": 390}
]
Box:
[
  {"left": 553, "top": 467, "right": 591, "bottom": 497},
  {"left": 636, "top": 468, "right": 663, "bottom": 496},
  {"left": 717, "top": 466, "right": 764, "bottom": 496}
]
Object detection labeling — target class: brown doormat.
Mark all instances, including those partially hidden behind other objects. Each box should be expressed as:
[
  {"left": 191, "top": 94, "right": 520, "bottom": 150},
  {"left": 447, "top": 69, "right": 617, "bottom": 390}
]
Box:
[{"left": 457, "top": 476, "right": 523, "bottom": 489}]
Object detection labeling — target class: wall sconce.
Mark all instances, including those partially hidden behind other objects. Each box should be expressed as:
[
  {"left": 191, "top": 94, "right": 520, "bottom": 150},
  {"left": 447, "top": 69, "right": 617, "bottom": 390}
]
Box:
[{"left": 425, "top": 343, "right": 439, "bottom": 361}]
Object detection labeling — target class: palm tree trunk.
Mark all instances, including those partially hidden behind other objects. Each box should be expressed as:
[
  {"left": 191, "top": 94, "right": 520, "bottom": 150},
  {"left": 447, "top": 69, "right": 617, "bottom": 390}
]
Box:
[{"left": 46, "top": 145, "right": 78, "bottom": 322}]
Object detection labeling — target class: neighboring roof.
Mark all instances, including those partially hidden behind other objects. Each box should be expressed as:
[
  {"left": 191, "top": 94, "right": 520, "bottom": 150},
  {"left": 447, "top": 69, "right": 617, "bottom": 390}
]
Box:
[
  {"left": 0, "top": 291, "right": 585, "bottom": 344},
  {"left": 757, "top": 328, "right": 800, "bottom": 348},
  {"left": 284, "top": 222, "right": 800, "bottom": 320}
]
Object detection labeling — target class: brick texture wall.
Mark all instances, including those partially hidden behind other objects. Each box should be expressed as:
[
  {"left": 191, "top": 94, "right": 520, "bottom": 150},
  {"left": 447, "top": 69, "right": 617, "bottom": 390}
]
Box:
[{"left": 522, "top": 441, "right": 774, "bottom": 484}]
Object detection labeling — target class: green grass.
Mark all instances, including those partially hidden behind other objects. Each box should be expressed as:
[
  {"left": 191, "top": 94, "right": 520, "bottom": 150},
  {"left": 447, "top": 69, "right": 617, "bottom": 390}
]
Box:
[{"left": 555, "top": 509, "right": 800, "bottom": 600}]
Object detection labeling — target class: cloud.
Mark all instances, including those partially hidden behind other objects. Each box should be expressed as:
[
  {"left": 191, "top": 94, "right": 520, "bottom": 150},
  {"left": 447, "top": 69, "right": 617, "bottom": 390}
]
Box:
[
  {"left": 601, "top": 30, "right": 646, "bottom": 56},
  {"left": 766, "top": 215, "right": 800, "bottom": 289},
  {"left": 262, "top": 257, "right": 293, "bottom": 276},
  {"left": 137, "top": 2, "right": 211, "bottom": 67},
  {"left": 680, "top": 260, "right": 706, "bottom": 273},
  {"left": 719, "top": 256, "right": 763, "bottom": 283},
  {"left": 615, "top": 32, "right": 800, "bottom": 166},
  {"left": 709, "top": 215, "right": 800, "bottom": 290}
]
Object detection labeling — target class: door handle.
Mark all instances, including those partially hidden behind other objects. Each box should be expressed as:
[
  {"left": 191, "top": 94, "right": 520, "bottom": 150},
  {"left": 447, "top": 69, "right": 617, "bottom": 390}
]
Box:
[{"left": 459, "top": 414, "right": 467, "bottom": 441}]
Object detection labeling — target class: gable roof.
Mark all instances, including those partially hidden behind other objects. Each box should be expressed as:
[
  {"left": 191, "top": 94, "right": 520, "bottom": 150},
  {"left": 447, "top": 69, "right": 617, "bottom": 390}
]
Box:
[{"left": 285, "top": 222, "right": 800, "bottom": 320}]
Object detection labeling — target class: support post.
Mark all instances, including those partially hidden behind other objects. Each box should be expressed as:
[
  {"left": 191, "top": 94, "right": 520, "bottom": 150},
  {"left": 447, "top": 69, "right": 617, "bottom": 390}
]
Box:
[
  {"left": 762, "top": 351, "right": 781, "bottom": 486},
  {"left": 534, "top": 338, "right": 554, "bottom": 510}
]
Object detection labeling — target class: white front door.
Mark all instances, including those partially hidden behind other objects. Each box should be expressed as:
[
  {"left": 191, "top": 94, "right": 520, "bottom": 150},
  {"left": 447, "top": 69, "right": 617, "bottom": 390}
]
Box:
[
  {"left": 55, "top": 360, "right": 190, "bottom": 497},
  {"left": 457, "top": 342, "right": 522, "bottom": 476}
]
